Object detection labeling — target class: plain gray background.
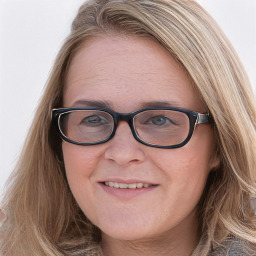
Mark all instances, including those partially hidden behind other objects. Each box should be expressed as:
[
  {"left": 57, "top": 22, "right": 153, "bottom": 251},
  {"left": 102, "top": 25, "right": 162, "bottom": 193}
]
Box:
[{"left": 1, "top": 0, "right": 256, "bottom": 194}]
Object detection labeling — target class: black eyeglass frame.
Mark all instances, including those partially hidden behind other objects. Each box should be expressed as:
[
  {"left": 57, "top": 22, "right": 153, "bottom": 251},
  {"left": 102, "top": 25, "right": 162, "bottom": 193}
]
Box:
[{"left": 52, "top": 107, "right": 209, "bottom": 149}]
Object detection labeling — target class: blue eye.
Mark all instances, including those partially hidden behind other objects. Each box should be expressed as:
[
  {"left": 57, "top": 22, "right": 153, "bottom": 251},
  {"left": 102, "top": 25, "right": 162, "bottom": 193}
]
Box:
[
  {"left": 149, "top": 115, "right": 175, "bottom": 126},
  {"left": 81, "top": 115, "right": 108, "bottom": 126}
]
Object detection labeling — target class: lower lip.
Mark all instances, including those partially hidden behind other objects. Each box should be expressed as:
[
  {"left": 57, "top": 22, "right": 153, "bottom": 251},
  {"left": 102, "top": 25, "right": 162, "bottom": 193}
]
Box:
[{"left": 99, "top": 183, "right": 158, "bottom": 200}]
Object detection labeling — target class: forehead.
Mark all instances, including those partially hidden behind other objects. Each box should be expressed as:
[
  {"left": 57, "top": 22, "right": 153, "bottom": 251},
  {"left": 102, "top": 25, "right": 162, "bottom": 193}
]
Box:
[{"left": 64, "top": 35, "right": 205, "bottom": 112}]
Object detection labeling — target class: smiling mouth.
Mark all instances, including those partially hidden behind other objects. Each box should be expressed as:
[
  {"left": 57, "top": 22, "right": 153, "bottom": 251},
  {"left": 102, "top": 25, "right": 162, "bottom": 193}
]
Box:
[{"left": 103, "top": 181, "right": 156, "bottom": 189}]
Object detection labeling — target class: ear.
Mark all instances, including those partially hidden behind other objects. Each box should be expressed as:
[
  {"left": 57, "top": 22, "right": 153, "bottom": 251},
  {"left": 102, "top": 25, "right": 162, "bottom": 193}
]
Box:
[
  {"left": 209, "top": 127, "right": 221, "bottom": 171},
  {"left": 209, "top": 150, "right": 221, "bottom": 171}
]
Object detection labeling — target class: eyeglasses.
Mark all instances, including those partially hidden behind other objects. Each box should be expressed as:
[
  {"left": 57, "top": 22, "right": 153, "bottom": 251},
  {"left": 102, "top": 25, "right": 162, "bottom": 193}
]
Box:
[{"left": 52, "top": 107, "right": 209, "bottom": 149}]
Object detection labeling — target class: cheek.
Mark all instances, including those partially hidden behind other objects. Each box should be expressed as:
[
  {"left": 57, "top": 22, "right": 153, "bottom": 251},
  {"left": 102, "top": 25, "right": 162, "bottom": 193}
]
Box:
[
  {"left": 61, "top": 142, "right": 105, "bottom": 198},
  {"left": 62, "top": 142, "right": 101, "bottom": 175},
  {"left": 61, "top": 143, "right": 105, "bottom": 217},
  {"left": 152, "top": 126, "right": 215, "bottom": 192},
  {"left": 156, "top": 151, "right": 210, "bottom": 196}
]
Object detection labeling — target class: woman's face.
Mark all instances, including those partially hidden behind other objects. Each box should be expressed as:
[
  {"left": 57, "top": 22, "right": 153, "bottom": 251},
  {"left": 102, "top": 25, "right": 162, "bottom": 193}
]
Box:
[{"left": 62, "top": 36, "right": 219, "bottom": 242}]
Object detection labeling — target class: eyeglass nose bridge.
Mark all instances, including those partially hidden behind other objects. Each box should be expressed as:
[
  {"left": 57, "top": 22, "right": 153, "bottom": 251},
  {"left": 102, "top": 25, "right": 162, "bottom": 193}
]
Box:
[
  {"left": 112, "top": 112, "right": 137, "bottom": 139},
  {"left": 115, "top": 112, "right": 134, "bottom": 122}
]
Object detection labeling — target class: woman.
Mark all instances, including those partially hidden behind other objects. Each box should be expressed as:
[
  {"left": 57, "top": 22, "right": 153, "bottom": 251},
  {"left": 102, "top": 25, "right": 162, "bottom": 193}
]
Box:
[{"left": 0, "top": 0, "right": 256, "bottom": 255}]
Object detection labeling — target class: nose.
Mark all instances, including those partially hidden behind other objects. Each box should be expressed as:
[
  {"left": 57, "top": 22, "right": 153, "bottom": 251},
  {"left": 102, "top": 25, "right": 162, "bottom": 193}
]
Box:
[{"left": 104, "top": 121, "right": 146, "bottom": 166}]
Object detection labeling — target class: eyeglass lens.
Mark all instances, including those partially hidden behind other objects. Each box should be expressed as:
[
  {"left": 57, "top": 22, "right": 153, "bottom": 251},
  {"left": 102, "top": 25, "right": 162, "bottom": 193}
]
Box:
[
  {"left": 134, "top": 110, "right": 189, "bottom": 146},
  {"left": 58, "top": 109, "right": 190, "bottom": 146}
]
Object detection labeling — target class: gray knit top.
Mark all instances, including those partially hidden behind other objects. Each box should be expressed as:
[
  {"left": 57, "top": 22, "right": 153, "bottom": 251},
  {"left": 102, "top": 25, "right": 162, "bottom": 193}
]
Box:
[
  {"left": 209, "top": 238, "right": 256, "bottom": 256},
  {"left": 74, "top": 238, "right": 255, "bottom": 256}
]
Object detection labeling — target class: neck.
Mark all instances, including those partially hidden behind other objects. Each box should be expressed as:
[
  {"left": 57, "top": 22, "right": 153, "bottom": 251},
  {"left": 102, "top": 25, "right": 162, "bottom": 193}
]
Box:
[{"left": 101, "top": 212, "right": 199, "bottom": 256}]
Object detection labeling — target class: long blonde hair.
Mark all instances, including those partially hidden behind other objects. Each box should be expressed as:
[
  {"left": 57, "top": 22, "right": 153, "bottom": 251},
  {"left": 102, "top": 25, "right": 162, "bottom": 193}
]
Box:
[{"left": 1, "top": 0, "right": 256, "bottom": 255}]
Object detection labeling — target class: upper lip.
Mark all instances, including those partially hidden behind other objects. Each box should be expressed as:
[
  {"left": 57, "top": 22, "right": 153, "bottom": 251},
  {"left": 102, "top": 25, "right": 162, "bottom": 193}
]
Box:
[{"left": 98, "top": 178, "right": 158, "bottom": 185}]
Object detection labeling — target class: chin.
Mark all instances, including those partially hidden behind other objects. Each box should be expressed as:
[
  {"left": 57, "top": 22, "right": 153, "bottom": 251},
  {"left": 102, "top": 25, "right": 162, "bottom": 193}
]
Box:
[
  {"left": 101, "top": 228, "right": 154, "bottom": 241},
  {"left": 97, "top": 217, "right": 163, "bottom": 242}
]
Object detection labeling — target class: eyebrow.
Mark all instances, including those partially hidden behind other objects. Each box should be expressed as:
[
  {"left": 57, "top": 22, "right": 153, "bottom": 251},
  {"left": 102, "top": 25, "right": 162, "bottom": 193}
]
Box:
[
  {"left": 71, "top": 99, "right": 180, "bottom": 110},
  {"left": 140, "top": 101, "right": 180, "bottom": 108},
  {"left": 72, "top": 100, "right": 113, "bottom": 108}
]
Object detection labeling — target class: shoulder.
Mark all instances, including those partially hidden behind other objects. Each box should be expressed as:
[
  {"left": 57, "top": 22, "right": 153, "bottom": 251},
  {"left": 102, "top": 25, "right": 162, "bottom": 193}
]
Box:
[
  {"left": 210, "top": 238, "right": 256, "bottom": 256},
  {"left": 228, "top": 239, "right": 256, "bottom": 256},
  {"left": 66, "top": 243, "right": 103, "bottom": 256}
]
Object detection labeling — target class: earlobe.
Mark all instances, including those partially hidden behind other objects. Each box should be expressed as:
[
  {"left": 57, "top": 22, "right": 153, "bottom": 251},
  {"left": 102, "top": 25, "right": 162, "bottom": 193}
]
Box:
[
  {"left": 209, "top": 130, "right": 221, "bottom": 171},
  {"left": 209, "top": 151, "right": 221, "bottom": 171}
]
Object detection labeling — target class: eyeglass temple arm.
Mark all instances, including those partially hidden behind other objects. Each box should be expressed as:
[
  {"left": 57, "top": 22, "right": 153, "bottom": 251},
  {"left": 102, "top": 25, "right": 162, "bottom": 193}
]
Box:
[{"left": 196, "top": 113, "right": 209, "bottom": 124}]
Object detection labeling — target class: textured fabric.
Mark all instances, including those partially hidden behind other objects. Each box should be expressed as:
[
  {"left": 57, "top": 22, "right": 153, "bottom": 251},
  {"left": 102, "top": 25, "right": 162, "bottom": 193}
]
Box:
[
  {"left": 75, "top": 238, "right": 256, "bottom": 256},
  {"left": 209, "top": 238, "right": 256, "bottom": 256}
]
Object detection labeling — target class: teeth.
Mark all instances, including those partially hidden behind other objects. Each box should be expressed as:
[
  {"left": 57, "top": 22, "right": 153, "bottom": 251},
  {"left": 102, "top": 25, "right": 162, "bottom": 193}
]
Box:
[
  {"left": 120, "top": 183, "right": 128, "bottom": 189},
  {"left": 128, "top": 183, "right": 137, "bottom": 189},
  {"left": 104, "top": 182, "right": 154, "bottom": 189},
  {"left": 136, "top": 183, "right": 143, "bottom": 188},
  {"left": 114, "top": 182, "right": 120, "bottom": 188}
]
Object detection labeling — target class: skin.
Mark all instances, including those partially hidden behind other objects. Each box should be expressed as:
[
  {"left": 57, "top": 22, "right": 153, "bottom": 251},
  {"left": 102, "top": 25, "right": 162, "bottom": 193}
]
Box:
[{"left": 62, "top": 35, "right": 219, "bottom": 256}]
